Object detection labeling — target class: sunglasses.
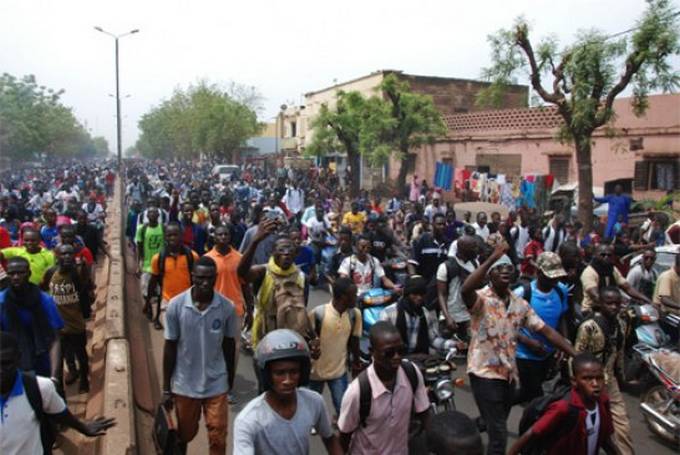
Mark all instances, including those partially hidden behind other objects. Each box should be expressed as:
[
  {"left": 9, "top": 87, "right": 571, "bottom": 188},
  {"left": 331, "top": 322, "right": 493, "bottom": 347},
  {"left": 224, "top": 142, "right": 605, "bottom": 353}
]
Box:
[{"left": 381, "top": 346, "right": 406, "bottom": 359}]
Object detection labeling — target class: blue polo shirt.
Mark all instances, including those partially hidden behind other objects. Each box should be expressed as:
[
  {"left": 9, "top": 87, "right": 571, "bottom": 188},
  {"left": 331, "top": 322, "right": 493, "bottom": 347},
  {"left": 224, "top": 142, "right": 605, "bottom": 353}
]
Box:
[
  {"left": 513, "top": 281, "right": 568, "bottom": 361},
  {"left": 164, "top": 289, "right": 238, "bottom": 398},
  {"left": 0, "top": 290, "right": 64, "bottom": 376}
]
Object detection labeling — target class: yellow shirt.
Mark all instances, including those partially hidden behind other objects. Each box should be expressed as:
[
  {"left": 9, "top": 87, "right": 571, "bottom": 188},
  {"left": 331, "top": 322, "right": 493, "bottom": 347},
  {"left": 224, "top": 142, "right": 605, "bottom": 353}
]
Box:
[
  {"left": 654, "top": 268, "right": 680, "bottom": 316},
  {"left": 309, "top": 303, "right": 361, "bottom": 380},
  {"left": 341, "top": 211, "right": 366, "bottom": 234}
]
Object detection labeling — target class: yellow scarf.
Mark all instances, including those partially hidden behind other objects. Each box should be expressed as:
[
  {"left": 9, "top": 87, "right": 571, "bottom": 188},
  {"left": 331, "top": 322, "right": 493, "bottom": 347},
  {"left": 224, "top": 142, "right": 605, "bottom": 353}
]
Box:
[{"left": 251, "top": 257, "right": 304, "bottom": 347}]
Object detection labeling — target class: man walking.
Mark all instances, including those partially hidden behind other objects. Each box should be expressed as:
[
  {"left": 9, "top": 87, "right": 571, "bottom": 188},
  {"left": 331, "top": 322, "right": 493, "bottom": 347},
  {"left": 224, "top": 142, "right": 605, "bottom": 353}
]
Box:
[
  {"left": 0, "top": 257, "right": 64, "bottom": 381},
  {"left": 135, "top": 206, "right": 164, "bottom": 310},
  {"left": 148, "top": 222, "right": 199, "bottom": 330},
  {"left": 162, "top": 256, "right": 238, "bottom": 455},
  {"left": 574, "top": 286, "right": 635, "bottom": 455},
  {"left": 309, "top": 277, "right": 361, "bottom": 417},
  {"left": 41, "top": 244, "right": 91, "bottom": 393},
  {"left": 338, "top": 321, "right": 431, "bottom": 454},
  {"left": 460, "top": 242, "right": 576, "bottom": 454}
]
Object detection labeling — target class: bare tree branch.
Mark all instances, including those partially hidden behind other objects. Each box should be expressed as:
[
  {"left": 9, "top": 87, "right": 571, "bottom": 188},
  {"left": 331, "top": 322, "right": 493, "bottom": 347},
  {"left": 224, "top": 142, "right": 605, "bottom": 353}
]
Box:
[
  {"left": 595, "top": 52, "right": 644, "bottom": 127},
  {"left": 515, "top": 28, "right": 564, "bottom": 105}
]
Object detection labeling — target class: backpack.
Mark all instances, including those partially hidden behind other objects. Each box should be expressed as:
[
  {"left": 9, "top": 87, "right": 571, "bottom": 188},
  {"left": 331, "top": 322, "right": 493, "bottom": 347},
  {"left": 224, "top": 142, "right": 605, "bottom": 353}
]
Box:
[
  {"left": 425, "top": 257, "right": 464, "bottom": 311},
  {"left": 157, "top": 247, "right": 195, "bottom": 292},
  {"left": 517, "top": 385, "right": 579, "bottom": 455},
  {"left": 264, "top": 269, "right": 311, "bottom": 337},
  {"left": 519, "top": 281, "right": 565, "bottom": 307},
  {"left": 587, "top": 313, "right": 624, "bottom": 365},
  {"left": 22, "top": 372, "right": 58, "bottom": 455},
  {"left": 357, "top": 360, "right": 419, "bottom": 429}
]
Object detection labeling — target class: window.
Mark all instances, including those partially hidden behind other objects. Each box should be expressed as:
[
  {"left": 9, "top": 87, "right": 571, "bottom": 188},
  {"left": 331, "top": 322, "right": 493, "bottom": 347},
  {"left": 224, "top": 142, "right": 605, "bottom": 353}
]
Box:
[
  {"left": 634, "top": 159, "right": 679, "bottom": 191},
  {"left": 549, "top": 156, "right": 570, "bottom": 184},
  {"left": 290, "top": 121, "right": 297, "bottom": 138}
]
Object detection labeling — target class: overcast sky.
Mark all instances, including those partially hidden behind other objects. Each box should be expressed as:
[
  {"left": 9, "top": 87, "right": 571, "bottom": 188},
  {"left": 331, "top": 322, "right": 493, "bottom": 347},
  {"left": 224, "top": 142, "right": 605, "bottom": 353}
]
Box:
[{"left": 2, "top": 0, "right": 678, "bottom": 153}]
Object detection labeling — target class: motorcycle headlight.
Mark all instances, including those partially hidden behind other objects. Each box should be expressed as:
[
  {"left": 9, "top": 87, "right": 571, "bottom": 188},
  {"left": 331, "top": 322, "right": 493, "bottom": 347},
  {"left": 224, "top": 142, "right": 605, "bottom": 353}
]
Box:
[{"left": 434, "top": 380, "right": 455, "bottom": 401}]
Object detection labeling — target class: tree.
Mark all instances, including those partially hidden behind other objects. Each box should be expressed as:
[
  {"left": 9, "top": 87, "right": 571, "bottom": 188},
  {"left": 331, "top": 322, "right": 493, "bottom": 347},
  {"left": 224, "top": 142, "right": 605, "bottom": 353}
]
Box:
[
  {"left": 375, "top": 74, "right": 447, "bottom": 190},
  {"left": 306, "top": 91, "right": 373, "bottom": 197},
  {"left": 0, "top": 73, "right": 94, "bottom": 160},
  {"left": 136, "top": 80, "right": 261, "bottom": 160},
  {"left": 478, "top": 0, "right": 680, "bottom": 229}
]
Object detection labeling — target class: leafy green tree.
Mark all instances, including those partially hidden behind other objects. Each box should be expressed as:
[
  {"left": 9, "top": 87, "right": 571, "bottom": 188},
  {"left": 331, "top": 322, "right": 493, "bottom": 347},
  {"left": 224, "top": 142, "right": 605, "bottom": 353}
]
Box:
[
  {"left": 136, "top": 81, "right": 261, "bottom": 161},
  {"left": 0, "top": 73, "right": 92, "bottom": 160},
  {"left": 306, "top": 91, "right": 372, "bottom": 197},
  {"left": 478, "top": 0, "right": 680, "bottom": 229},
  {"left": 375, "top": 74, "right": 446, "bottom": 190}
]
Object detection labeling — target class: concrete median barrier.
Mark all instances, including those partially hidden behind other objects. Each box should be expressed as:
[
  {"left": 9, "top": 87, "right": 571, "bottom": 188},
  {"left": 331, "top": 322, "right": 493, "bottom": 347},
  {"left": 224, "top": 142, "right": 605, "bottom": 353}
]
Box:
[{"left": 101, "top": 339, "right": 136, "bottom": 455}]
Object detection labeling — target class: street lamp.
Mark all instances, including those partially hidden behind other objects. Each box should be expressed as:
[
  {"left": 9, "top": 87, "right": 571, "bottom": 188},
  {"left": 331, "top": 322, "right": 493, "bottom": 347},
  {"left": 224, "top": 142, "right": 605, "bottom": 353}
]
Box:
[{"left": 94, "top": 26, "right": 139, "bottom": 169}]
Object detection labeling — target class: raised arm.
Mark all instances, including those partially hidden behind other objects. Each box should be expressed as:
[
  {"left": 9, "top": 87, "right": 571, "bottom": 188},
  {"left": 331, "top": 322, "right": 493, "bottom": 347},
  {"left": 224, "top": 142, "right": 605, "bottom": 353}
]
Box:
[
  {"left": 461, "top": 242, "right": 509, "bottom": 308},
  {"left": 237, "top": 218, "right": 276, "bottom": 282}
]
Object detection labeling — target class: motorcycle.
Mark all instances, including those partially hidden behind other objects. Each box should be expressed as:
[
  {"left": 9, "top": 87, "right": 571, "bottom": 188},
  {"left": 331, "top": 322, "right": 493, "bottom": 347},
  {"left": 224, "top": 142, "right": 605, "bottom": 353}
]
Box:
[
  {"left": 635, "top": 344, "right": 680, "bottom": 445},
  {"left": 406, "top": 349, "right": 464, "bottom": 413},
  {"left": 358, "top": 288, "right": 399, "bottom": 360},
  {"left": 383, "top": 251, "right": 409, "bottom": 287},
  {"left": 623, "top": 302, "right": 679, "bottom": 383}
]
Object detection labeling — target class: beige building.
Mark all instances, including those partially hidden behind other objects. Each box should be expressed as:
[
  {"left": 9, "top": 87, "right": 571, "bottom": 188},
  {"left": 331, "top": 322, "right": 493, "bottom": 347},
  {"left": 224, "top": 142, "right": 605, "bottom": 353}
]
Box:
[{"left": 279, "top": 69, "right": 528, "bottom": 188}]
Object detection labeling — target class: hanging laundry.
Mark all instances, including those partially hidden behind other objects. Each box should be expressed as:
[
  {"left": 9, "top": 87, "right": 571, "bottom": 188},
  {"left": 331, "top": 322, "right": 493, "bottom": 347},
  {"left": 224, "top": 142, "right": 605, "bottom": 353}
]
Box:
[{"left": 434, "top": 162, "right": 454, "bottom": 191}]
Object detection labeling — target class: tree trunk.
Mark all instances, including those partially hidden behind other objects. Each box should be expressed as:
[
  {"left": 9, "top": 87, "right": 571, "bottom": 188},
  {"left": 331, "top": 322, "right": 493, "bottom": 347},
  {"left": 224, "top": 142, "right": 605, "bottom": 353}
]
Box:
[
  {"left": 347, "top": 149, "right": 361, "bottom": 198},
  {"left": 575, "top": 136, "right": 595, "bottom": 233},
  {"left": 397, "top": 153, "right": 415, "bottom": 195}
]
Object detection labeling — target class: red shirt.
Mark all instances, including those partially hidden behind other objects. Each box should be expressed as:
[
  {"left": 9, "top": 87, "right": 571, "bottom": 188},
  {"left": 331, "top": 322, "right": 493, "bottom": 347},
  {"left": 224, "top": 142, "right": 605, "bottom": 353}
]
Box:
[
  {"left": 532, "top": 388, "right": 614, "bottom": 455},
  {"left": 75, "top": 245, "right": 94, "bottom": 266},
  {"left": 0, "top": 226, "right": 11, "bottom": 249},
  {"left": 521, "top": 240, "right": 543, "bottom": 277}
]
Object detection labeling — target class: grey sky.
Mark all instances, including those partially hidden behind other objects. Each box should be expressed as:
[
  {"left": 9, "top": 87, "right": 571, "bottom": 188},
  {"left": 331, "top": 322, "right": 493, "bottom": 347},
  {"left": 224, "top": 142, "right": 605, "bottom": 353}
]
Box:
[{"left": 1, "top": 0, "right": 678, "bottom": 153}]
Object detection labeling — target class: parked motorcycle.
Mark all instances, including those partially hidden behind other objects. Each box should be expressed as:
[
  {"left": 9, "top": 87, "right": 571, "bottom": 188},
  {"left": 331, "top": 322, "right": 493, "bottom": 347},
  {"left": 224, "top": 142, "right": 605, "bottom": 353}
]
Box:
[
  {"left": 406, "top": 349, "right": 464, "bottom": 413},
  {"left": 635, "top": 344, "right": 680, "bottom": 445},
  {"left": 623, "top": 302, "right": 678, "bottom": 383}
]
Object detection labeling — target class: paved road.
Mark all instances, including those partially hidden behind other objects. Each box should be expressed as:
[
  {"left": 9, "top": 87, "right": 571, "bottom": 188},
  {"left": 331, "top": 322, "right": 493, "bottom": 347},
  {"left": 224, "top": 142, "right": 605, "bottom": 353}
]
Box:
[{"left": 143, "top": 287, "right": 677, "bottom": 454}]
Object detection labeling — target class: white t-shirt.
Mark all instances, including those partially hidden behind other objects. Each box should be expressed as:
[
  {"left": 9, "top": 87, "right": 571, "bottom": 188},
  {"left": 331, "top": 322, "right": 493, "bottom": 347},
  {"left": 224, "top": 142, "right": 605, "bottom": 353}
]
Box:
[
  {"left": 436, "top": 257, "right": 477, "bottom": 323},
  {"left": 0, "top": 375, "right": 67, "bottom": 455},
  {"left": 472, "top": 223, "right": 489, "bottom": 241},
  {"left": 511, "top": 225, "right": 530, "bottom": 259},
  {"left": 585, "top": 406, "right": 600, "bottom": 455},
  {"left": 338, "top": 255, "right": 385, "bottom": 294}
]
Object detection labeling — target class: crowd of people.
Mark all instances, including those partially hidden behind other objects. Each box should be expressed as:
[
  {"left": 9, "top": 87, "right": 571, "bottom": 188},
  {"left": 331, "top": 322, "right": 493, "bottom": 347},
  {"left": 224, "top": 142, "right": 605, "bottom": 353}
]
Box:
[
  {"left": 1, "top": 157, "right": 679, "bottom": 454},
  {"left": 0, "top": 161, "right": 117, "bottom": 454}
]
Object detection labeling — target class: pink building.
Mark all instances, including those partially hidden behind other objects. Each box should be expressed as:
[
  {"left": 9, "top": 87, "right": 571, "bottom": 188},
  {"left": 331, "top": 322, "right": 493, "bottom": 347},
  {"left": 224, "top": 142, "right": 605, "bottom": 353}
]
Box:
[{"left": 393, "top": 94, "right": 680, "bottom": 200}]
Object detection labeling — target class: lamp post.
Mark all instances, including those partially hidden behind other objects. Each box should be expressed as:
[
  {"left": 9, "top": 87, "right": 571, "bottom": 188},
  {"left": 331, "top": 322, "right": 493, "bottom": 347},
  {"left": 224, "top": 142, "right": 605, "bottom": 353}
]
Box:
[{"left": 94, "top": 26, "right": 139, "bottom": 170}]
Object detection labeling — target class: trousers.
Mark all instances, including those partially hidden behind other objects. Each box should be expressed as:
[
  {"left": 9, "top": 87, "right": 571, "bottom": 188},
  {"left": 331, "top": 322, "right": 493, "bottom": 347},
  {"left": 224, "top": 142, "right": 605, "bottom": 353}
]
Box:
[
  {"left": 469, "top": 374, "right": 513, "bottom": 455},
  {"left": 174, "top": 393, "right": 228, "bottom": 455},
  {"left": 607, "top": 379, "right": 635, "bottom": 455}
]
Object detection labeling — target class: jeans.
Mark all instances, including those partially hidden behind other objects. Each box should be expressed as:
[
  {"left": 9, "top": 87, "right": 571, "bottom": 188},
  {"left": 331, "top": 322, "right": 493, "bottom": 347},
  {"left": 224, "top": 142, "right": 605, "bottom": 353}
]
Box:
[
  {"left": 469, "top": 374, "right": 513, "bottom": 455},
  {"left": 514, "top": 357, "right": 552, "bottom": 404},
  {"left": 309, "top": 375, "right": 349, "bottom": 415}
]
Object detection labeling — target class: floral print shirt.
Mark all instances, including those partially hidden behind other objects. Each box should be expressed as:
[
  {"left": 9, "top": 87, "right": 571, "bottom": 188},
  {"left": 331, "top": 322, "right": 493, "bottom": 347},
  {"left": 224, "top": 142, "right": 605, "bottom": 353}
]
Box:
[{"left": 467, "top": 286, "right": 545, "bottom": 381}]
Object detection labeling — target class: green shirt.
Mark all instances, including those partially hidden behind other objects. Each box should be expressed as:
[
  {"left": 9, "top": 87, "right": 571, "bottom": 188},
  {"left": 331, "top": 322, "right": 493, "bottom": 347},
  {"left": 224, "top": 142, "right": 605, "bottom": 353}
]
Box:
[
  {"left": 1, "top": 247, "right": 55, "bottom": 285},
  {"left": 135, "top": 223, "right": 164, "bottom": 273}
]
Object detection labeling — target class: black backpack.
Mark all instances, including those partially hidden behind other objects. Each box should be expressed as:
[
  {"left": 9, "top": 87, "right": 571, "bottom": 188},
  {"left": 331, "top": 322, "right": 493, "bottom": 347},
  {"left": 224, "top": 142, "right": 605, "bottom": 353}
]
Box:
[
  {"left": 22, "top": 372, "right": 58, "bottom": 455},
  {"left": 425, "top": 257, "right": 465, "bottom": 311},
  {"left": 517, "top": 385, "right": 579, "bottom": 455},
  {"left": 356, "top": 360, "right": 419, "bottom": 429},
  {"left": 157, "top": 247, "right": 195, "bottom": 292}
]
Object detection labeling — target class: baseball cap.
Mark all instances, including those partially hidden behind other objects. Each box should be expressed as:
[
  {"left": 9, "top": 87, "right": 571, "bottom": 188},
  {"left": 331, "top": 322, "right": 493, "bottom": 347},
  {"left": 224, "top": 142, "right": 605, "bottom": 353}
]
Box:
[
  {"left": 536, "top": 252, "right": 567, "bottom": 279},
  {"left": 488, "top": 255, "right": 514, "bottom": 274}
]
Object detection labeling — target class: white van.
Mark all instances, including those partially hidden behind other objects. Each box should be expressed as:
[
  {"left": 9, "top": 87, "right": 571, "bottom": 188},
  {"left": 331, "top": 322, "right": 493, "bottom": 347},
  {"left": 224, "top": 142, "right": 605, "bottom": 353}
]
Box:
[{"left": 211, "top": 164, "right": 240, "bottom": 181}]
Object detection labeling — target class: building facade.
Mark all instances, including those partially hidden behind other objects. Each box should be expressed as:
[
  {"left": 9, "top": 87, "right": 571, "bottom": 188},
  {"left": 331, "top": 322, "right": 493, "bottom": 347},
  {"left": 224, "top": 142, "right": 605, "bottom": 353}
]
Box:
[{"left": 398, "top": 93, "right": 679, "bottom": 200}]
